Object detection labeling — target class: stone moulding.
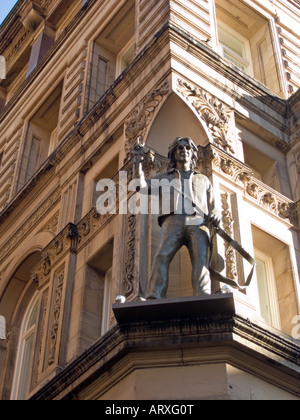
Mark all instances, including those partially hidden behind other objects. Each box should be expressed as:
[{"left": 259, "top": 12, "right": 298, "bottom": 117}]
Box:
[
  {"left": 198, "top": 144, "right": 297, "bottom": 225},
  {"left": 0, "top": 188, "right": 61, "bottom": 265},
  {"left": 32, "top": 223, "right": 78, "bottom": 287},
  {"left": 30, "top": 295, "right": 300, "bottom": 400},
  {"left": 77, "top": 209, "right": 116, "bottom": 252}
]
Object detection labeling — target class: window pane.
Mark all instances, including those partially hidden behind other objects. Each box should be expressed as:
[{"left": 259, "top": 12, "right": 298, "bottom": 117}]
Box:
[
  {"left": 218, "top": 26, "right": 251, "bottom": 74},
  {"left": 102, "top": 268, "right": 112, "bottom": 335},
  {"left": 218, "top": 27, "right": 245, "bottom": 58},
  {"left": 16, "top": 333, "right": 34, "bottom": 400},
  {"left": 223, "top": 51, "right": 245, "bottom": 71},
  {"left": 27, "top": 300, "right": 38, "bottom": 330},
  {"left": 12, "top": 295, "right": 38, "bottom": 400},
  {"left": 256, "top": 258, "right": 272, "bottom": 325},
  {"left": 25, "top": 137, "right": 41, "bottom": 182},
  {"left": 96, "top": 56, "right": 108, "bottom": 99}
]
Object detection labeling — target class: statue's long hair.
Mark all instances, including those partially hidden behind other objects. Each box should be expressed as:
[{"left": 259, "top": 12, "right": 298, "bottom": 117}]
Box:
[{"left": 168, "top": 137, "right": 199, "bottom": 170}]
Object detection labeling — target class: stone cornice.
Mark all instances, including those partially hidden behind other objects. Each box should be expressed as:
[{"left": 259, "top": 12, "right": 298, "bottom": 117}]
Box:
[
  {"left": 29, "top": 296, "right": 300, "bottom": 400},
  {"left": 0, "top": 1, "right": 24, "bottom": 39}
]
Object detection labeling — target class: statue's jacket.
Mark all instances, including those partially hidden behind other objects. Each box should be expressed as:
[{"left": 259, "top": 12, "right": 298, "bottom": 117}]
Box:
[{"left": 142, "top": 168, "right": 218, "bottom": 227}]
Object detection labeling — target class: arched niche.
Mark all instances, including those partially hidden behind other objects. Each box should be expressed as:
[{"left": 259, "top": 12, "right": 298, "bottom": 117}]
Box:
[
  {"left": 146, "top": 92, "right": 210, "bottom": 156},
  {"left": 144, "top": 93, "right": 211, "bottom": 299},
  {"left": 0, "top": 231, "right": 54, "bottom": 326},
  {"left": 0, "top": 252, "right": 42, "bottom": 328},
  {"left": 0, "top": 251, "right": 42, "bottom": 400}
]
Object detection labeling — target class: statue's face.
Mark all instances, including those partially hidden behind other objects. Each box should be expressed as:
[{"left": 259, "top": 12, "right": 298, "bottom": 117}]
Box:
[{"left": 174, "top": 140, "right": 193, "bottom": 166}]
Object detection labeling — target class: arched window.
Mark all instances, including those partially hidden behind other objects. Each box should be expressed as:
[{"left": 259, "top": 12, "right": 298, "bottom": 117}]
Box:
[{"left": 11, "top": 293, "right": 39, "bottom": 400}]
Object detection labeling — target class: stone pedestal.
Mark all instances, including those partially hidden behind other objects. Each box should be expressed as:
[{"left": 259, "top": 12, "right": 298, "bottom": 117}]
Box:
[{"left": 113, "top": 294, "right": 236, "bottom": 323}]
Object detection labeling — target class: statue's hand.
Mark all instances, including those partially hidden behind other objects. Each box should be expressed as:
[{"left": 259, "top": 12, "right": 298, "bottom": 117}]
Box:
[
  {"left": 133, "top": 138, "right": 145, "bottom": 164},
  {"left": 208, "top": 211, "right": 221, "bottom": 228}
]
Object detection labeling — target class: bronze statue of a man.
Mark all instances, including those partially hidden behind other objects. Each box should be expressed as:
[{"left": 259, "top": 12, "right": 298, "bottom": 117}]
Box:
[{"left": 135, "top": 137, "right": 220, "bottom": 300}]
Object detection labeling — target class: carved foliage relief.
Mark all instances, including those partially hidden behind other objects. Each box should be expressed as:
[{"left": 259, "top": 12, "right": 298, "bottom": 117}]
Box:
[
  {"left": 176, "top": 79, "right": 235, "bottom": 154},
  {"left": 122, "top": 214, "right": 136, "bottom": 298},
  {"left": 47, "top": 269, "right": 64, "bottom": 367},
  {"left": 295, "top": 148, "right": 300, "bottom": 175},
  {"left": 124, "top": 80, "right": 170, "bottom": 162},
  {"left": 221, "top": 193, "right": 238, "bottom": 281},
  {"left": 199, "top": 146, "right": 296, "bottom": 224}
]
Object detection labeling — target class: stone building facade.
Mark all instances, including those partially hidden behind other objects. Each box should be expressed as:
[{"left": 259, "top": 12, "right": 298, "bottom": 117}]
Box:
[{"left": 0, "top": 0, "right": 299, "bottom": 400}]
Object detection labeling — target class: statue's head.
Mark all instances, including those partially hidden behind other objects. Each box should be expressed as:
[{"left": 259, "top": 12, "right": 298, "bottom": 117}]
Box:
[{"left": 168, "top": 137, "right": 199, "bottom": 169}]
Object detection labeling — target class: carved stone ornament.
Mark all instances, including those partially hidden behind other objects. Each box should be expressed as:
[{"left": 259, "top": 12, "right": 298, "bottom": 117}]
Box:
[
  {"left": 141, "top": 150, "right": 169, "bottom": 178},
  {"left": 0, "top": 189, "right": 61, "bottom": 264},
  {"left": 221, "top": 193, "right": 238, "bottom": 281},
  {"left": 41, "top": 212, "right": 59, "bottom": 235},
  {"left": 124, "top": 80, "right": 170, "bottom": 162},
  {"left": 202, "top": 145, "right": 296, "bottom": 224},
  {"left": 176, "top": 79, "right": 235, "bottom": 154},
  {"left": 122, "top": 214, "right": 136, "bottom": 298},
  {"left": 42, "top": 255, "right": 51, "bottom": 276},
  {"left": 295, "top": 148, "right": 300, "bottom": 175},
  {"left": 48, "top": 271, "right": 64, "bottom": 367}
]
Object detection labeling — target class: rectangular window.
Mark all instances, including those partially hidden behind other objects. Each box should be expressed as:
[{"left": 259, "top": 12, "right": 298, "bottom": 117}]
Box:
[
  {"left": 252, "top": 226, "right": 299, "bottom": 335},
  {"left": 254, "top": 249, "right": 281, "bottom": 330},
  {"left": 243, "top": 141, "right": 280, "bottom": 192},
  {"left": 101, "top": 268, "right": 112, "bottom": 335},
  {"left": 17, "top": 82, "right": 62, "bottom": 191},
  {"left": 86, "top": 1, "right": 135, "bottom": 112},
  {"left": 116, "top": 38, "right": 135, "bottom": 77},
  {"left": 96, "top": 56, "right": 108, "bottom": 99},
  {"left": 25, "top": 137, "right": 41, "bottom": 183},
  {"left": 84, "top": 240, "right": 114, "bottom": 345},
  {"left": 215, "top": 0, "right": 283, "bottom": 96},
  {"left": 218, "top": 25, "right": 253, "bottom": 76}
]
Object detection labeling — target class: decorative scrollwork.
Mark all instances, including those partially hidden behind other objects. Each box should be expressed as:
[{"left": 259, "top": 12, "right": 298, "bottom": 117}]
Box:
[
  {"left": 124, "top": 80, "right": 170, "bottom": 163},
  {"left": 221, "top": 193, "right": 238, "bottom": 281},
  {"left": 177, "top": 79, "right": 235, "bottom": 154},
  {"left": 122, "top": 215, "right": 136, "bottom": 297},
  {"left": 200, "top": 144, "right": 296, "bottom": 224},
  {"left": 48, "top": 271, "right": 64, "bottom": 367}
]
